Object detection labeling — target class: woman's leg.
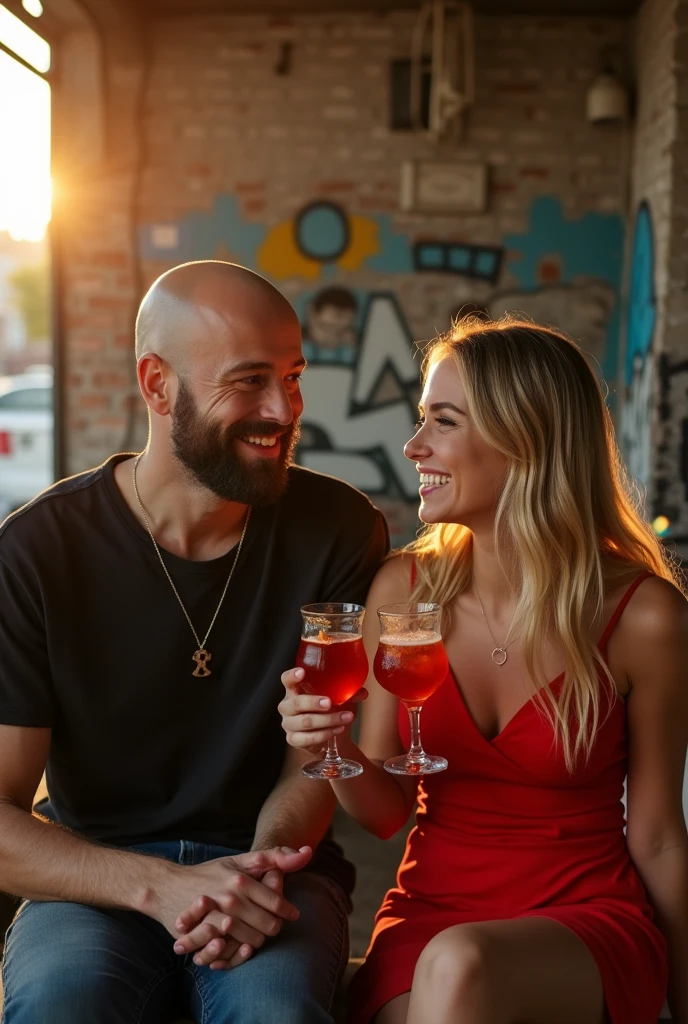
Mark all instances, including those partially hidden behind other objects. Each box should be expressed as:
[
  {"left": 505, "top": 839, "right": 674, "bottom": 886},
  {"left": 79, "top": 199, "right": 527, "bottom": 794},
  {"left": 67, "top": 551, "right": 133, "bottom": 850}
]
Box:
[
  {"left": 407, "top": 917, "right": 606, "bottom": 1024},
  {"left": 374, "top": 993, "right": 411, "bottom": 1024}
]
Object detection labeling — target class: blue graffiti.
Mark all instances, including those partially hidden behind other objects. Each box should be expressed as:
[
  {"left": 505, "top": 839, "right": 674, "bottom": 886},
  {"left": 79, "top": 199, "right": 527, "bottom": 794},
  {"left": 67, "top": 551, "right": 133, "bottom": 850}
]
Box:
[
  {"left": 414, "top": 241, "right": 503, "bottom": 283},
  {"left": 295, "top": 201, "right": 349, "bottom": 261},
  {"left": 624, "top": 202, "right": 656, "bottom": 385},
  {"left": 502, "top": 196, "right": 624, "bottom": 379},
  {"left": 365, "top": 215, "right": 414, "bottom": 274},
  {"left": 139, "top": 193, "right": 267, "bottom": 264}
]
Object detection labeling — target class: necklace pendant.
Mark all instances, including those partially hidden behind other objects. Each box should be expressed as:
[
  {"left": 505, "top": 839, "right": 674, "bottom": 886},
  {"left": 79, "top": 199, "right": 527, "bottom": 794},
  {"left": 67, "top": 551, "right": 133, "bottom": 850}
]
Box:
[
  {"left": 192, "top": 649, "right": 212, "bottom": 677},
  {"left": 491, "top": 647, "right": 508, "bottom": 667}
]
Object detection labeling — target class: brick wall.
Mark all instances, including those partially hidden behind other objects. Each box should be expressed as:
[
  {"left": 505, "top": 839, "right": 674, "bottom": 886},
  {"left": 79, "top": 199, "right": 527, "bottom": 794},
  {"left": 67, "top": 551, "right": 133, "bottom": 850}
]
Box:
[
  {"left": 58, "top": 10, "right": 631, "bottom": 542},
  {"left": 661, "top": 0, "right": 688, "bottom": 546},
  {"left": 621, "top": 0, "right": 688, "bottom": 552}
]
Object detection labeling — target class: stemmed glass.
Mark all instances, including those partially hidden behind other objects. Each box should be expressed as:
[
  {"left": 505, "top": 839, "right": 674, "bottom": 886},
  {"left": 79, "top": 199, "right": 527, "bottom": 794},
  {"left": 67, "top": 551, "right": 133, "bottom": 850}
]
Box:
[
  {"left": 374, "top": 603, "right": 449, "bottom": 775},
  {"left": 297, "top": 603, "right": 368, "bottom": 780}
]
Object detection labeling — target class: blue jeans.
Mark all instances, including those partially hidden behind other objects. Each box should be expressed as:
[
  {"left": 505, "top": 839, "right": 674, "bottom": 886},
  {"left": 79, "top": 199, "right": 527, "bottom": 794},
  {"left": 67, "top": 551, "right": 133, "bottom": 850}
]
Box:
[{"left": 1, "top": 841, "right": 349, "bottom": 1024}]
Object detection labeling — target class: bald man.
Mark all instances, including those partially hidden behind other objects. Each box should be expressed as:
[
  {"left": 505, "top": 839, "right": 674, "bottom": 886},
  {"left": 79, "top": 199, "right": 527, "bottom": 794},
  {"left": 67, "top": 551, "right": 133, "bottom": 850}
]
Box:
[{"left": 0, "top": 261, "right": 388, "bottom": 1023}]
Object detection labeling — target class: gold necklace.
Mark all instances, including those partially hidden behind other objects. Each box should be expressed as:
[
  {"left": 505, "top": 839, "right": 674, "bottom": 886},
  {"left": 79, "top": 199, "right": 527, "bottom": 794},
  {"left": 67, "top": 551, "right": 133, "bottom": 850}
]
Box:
[
  {"left": 132, "top": 453, "right": 251, "bottom": 678},
  {"left": 473, "top": 583, "right": 518, "bottom": 666}
]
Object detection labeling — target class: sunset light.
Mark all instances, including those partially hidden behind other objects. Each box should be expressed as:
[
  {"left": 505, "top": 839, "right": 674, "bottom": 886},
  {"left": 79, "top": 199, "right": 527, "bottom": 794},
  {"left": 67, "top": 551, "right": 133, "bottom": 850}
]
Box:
[{"left": 0, "top": 8, "right": 51, "bottom": 242}]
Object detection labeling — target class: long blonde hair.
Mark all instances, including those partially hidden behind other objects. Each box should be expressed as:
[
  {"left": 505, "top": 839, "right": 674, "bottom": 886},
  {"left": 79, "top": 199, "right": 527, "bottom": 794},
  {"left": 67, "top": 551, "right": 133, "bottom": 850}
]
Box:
[{"left": 409, "top": 316, "right": 683, "bottom": 770}]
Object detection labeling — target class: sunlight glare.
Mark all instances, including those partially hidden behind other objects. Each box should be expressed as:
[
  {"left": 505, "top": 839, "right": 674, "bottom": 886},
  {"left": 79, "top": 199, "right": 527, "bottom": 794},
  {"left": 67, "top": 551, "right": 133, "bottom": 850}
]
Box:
[
  {"left": 0, "top": 49, "right": 51, "bottom": 241},
  {"left": 22, "top": 0, "right": 44, "bottom": 16},
  {"left": 0, "top": 5, "right": 49, "bottom": 72}
]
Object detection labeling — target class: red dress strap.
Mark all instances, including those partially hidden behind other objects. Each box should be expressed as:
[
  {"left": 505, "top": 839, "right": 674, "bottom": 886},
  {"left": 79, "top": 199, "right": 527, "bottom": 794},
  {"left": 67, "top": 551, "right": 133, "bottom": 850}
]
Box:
[
  {"left": 598, "top": 571, "right": 653, "bottom": 653},
  {"left": 410, "top": 558, "right": 417, "bottom": 590}
]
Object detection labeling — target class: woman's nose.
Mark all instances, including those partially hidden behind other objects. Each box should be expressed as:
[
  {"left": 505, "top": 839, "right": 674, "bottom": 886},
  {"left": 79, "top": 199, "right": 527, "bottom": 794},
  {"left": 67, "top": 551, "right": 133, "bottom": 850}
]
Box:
[{"left": 404, "top": 431, "right": 432, "bottom": 462}]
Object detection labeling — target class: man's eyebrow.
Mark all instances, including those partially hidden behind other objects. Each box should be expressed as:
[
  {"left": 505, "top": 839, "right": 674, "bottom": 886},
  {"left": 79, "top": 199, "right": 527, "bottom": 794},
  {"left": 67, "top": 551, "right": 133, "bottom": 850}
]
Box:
[
  {"left": 428, "top": 401, "right": 467, "bottom": 415},
  {"left": 223, "top": 357, "right": 307, "bottom": 374}
]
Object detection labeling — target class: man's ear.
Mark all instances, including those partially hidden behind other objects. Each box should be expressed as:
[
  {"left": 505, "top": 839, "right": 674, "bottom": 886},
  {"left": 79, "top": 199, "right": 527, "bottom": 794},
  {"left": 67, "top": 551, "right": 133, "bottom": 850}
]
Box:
[{"left": 138, "top": 352, "right": 175, "bottom": 416}]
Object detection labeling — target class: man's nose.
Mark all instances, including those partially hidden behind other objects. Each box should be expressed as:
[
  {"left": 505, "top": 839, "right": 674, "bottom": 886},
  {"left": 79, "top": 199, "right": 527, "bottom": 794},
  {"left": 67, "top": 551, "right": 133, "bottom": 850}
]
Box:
[{"left": 259, "top": 383, "right": 295, "bottom": 426}]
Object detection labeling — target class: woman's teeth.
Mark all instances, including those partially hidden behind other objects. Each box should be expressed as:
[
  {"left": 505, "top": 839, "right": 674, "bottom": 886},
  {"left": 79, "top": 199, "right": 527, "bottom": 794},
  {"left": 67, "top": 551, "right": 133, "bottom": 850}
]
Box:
[
  {"left": 420, "top": 474, "right": 450, "bottom": 487},
  {"left": 244, "top": 436, "right": 278, "bottom": 447}
]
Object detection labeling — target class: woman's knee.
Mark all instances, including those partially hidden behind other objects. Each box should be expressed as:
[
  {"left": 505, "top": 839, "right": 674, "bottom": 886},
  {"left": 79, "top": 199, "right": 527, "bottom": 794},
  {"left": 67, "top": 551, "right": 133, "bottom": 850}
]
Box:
[{"left": 413, "top": 925, "right": 495, "bottom": 1004}]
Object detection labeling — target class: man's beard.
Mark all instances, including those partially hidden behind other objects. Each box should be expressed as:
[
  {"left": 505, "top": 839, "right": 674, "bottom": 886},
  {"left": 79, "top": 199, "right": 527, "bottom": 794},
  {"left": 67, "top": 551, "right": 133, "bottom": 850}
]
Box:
[{"left": 170, "top": 378, "right": 300, "bottom": 506}]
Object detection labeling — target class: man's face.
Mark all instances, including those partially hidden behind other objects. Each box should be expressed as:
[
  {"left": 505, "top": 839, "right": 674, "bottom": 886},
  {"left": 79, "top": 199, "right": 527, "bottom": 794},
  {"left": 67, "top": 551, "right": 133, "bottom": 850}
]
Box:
[{"left": 170, "top": 309, "right": 305, "bottom": 505}]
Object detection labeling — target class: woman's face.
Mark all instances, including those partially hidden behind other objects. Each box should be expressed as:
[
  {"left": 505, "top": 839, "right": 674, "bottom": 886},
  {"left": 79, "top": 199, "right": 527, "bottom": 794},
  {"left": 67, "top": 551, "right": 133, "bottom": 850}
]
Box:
[{"left": 404, "top": 356, "right": 508, "bottom": 528}]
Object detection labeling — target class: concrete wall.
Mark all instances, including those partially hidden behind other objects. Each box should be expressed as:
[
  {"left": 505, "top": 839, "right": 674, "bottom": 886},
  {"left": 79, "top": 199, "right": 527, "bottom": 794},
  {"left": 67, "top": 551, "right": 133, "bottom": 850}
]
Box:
[{"left": 56, "top": 10, "right": 631, "bottom": 542}]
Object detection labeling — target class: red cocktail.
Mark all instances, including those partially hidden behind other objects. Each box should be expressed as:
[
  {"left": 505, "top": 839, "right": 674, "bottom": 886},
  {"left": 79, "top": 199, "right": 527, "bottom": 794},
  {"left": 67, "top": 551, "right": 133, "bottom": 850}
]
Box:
[
  {"left": 374, "top": 634, "right": 448, "bottom": 705},
  {"left": 297, "top": 633, "right": 368, "bottom": 707},
  {"left": 297, "top": 604, "right": 368, "bottom": 780},
  {"left": 375, "top": 604, "right": 449, "bottom": 776}
]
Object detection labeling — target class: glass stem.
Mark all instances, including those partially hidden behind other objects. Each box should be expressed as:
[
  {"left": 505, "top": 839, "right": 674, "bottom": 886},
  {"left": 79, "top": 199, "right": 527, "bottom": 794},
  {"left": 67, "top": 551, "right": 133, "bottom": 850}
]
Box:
[
  {"left": 406, "top": 705, "right": 427, "bottom": 764},
  {"left": 324, "top": 736, "right": 343, "bottom": 766}
]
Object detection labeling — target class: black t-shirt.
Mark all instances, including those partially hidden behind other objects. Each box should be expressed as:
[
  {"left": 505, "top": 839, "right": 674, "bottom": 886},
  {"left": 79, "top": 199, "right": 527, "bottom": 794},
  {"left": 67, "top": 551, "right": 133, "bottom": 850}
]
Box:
[{"left": 0, "top": 456, "right": 388, "bottom": 887}]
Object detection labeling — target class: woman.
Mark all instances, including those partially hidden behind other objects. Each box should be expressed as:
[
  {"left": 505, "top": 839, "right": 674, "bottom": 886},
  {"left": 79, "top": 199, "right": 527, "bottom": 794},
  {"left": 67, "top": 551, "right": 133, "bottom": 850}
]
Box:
[{"left": 279, "top": 318, "right": 688, "bottom": 1024}]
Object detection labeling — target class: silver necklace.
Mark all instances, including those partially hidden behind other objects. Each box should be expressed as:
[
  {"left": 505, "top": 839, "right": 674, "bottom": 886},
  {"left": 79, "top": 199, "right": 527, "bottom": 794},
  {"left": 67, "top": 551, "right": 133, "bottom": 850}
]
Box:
[
  {"left": 473, "top": 583, "right": 518, "bottom": 666},
  {"left": 132, "top": 453, "right": 251, "bottom": 678}
]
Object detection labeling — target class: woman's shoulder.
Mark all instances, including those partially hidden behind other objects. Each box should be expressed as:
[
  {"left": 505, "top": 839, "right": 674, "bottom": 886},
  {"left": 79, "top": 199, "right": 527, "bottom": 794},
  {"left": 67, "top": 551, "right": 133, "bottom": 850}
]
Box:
[
  {"left": 367, "top": 550, "right": 416, "bottom": 605},
  {"left": 618, "top": 573, "right": 688, "bottom": 639},
  {"left": 622, "top": 573, "right": 683, "bottom": 626}
]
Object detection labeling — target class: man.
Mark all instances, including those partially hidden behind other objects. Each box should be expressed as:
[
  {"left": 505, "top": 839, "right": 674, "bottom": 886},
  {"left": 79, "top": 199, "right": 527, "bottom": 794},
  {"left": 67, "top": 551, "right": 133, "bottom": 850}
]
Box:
[{"left": 0, "top": 261, "right": 388, "bottom": 1023}]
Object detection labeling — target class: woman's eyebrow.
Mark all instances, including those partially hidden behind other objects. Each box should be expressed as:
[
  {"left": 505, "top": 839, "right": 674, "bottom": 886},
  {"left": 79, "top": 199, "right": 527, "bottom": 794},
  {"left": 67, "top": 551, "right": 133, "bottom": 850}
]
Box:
[{"left": 429, "top": 402, "right": 466, "bottom": 415}]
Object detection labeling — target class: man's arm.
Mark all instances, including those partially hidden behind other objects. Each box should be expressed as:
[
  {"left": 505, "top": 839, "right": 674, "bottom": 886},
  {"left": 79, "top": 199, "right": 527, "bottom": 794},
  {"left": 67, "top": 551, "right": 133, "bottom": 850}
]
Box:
[
  {"left": 0, "top": 723, "right": 177, "bottom": 911},
  {"left": 251, "top": 745, "right": 336, "bottom": 852},
  {"left": 0, "top": 724, "right": 309, "bottom": 954}
]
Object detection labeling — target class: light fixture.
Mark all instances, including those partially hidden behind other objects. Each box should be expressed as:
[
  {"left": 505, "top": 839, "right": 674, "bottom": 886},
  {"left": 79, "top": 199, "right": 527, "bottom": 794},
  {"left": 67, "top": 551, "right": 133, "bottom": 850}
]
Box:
[
  {"left": 586, "top": 50, "right": 629, "bottom": 125},
  {"left": 22, "top": 0, "right": 44, "bottom": 17}
]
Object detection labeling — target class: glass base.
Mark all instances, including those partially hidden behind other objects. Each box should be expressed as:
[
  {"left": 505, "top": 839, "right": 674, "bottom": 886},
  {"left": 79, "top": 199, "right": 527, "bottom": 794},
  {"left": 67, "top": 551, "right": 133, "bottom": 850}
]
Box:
[
  {"left": 384, "top": 753, "right": 448, "bottom": 776},
  {"left": 302, "top": 757, "right": 364, "bottom": 780}
]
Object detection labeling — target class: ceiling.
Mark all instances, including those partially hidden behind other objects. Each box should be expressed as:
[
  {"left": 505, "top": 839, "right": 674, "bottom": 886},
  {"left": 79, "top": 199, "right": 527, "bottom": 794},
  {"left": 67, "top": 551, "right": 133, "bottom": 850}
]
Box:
[{"left": 127, "top": 0, "right": 643, "bottom": 15}]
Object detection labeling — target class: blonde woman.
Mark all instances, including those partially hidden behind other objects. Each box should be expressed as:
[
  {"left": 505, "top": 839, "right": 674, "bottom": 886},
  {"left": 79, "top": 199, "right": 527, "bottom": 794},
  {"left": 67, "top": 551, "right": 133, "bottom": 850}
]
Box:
[{"left": 279, "top": 319, "right": 688, "bottom": 1024}]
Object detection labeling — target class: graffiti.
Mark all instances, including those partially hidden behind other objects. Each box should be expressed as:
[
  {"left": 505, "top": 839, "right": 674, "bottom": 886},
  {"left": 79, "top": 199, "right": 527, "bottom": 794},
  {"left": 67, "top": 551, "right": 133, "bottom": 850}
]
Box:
[
  {"left": 413, "top": 241, "right": 503, "bottom": 283},
  {"left": 502, "top": 196, "right": 624, "bottom": 379},
  {"left": 488, "top": 280, "right": 617, "bottom": 368},
  {"left": 620, "top": 202, "right": 656, "bottom": 490},
  {"left": 294, "top": 201, "right": 350, "bottom": 262},
  {"left": 139, "top": 192, "right": 627, "bottom": 542},
  {"left": 141, "top": 193, "right": 265, "bottom": 266},
  {"left": 655, "top": 354, "right": 688, "bottom": 523},
  {"left": 297, "top": 292, "right": 419, "bottom": 502},
  {"left": 624, "top": 202, "right": 656, "bottom": 384},
  {"left": 302, "top": 286, "right": 359, "bottom": 366}
]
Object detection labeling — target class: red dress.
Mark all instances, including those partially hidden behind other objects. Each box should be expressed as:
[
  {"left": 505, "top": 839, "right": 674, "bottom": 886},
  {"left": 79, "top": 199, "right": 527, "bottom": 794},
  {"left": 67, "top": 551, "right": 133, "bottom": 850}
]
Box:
[{"left": 348, "top": 573, "right": 667, "bottom": 1023}]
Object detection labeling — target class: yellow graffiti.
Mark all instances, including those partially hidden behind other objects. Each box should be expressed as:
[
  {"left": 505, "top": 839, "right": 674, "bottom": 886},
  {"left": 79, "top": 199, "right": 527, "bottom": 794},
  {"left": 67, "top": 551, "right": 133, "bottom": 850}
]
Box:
[
  {"left": 257, "top": 222, "right": 321, "bottom": 280},
  {"left": 257, "top": 213, "right": 381, "bottom": 281}
]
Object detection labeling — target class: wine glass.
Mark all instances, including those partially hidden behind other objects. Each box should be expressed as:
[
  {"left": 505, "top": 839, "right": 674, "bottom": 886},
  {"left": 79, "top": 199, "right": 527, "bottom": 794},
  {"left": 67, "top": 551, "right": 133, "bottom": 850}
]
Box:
[
  {"left": 297, "top": 603, "right": 368, "bottom": 780},
  {"left": 374, "top": 603, "right": 449, "bottom": 775}
]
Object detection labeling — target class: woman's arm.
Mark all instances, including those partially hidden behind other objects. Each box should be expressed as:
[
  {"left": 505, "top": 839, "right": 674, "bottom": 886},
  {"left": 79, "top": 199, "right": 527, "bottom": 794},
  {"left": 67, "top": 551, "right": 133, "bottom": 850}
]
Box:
[
  {"left": 279, "top": 554, "right": 417, "bottom": 838},
  {"left": 621, "top": 577, "right": 688, "bottom": 1024}
]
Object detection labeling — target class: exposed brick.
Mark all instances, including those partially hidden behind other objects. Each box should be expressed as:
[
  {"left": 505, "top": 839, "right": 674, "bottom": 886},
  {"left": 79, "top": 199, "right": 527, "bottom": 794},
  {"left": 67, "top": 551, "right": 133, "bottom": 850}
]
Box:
[
  {"left": 78, "top": 394, "right": 109, "bottom": 410},
  {"left": 314, "top": 181, "right": 356, "bottom": 192},
  {"left": 92, "top": 372, "right": 131, "bottom": 389},
  {"left": 91, "top": 252, "right": 129, "bottom": 269},
  {"left": 496, "top": 82, "right": 540, "bottom": 94},
  {"left": 519, "top": 167, "right": 550, "bottom": 180},
  {"left": 243, "top": 198, "right": 267, "bottom": 215},
  {"left": 234, "top": 181, "right": 266, "bottom": 193},
  {"left": 187, "top": 163, "right": 212, "bottom": 177}
]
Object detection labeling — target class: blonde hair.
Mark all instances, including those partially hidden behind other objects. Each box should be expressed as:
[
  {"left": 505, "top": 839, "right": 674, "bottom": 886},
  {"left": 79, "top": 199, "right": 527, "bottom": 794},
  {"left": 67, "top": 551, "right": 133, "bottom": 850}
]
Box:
[{"left": 409, "top": 316, "right": 683, "bottom": 770}]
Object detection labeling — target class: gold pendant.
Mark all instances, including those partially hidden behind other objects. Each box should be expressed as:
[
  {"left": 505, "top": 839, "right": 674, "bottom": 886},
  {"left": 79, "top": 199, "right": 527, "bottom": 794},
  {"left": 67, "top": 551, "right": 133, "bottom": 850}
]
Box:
[
  {"left": 491, "top": 647, "right": 508, "bottom": 666},
  {"left": 192, "top": 649, "right": 212, "bottom": 677}
]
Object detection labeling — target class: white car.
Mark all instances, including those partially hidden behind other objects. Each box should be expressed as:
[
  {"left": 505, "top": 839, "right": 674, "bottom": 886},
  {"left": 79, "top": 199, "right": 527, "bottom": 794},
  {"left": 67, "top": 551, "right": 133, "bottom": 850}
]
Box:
[{"left": 0, "top": 371, "right": 53, "bottom": 520}]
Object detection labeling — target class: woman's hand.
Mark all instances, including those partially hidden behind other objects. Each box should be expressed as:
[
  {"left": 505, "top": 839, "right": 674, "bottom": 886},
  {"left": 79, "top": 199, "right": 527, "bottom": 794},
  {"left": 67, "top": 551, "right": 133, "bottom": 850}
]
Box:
[{"left": 278, "top": 667, "right": 368, "bottom": 755}]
